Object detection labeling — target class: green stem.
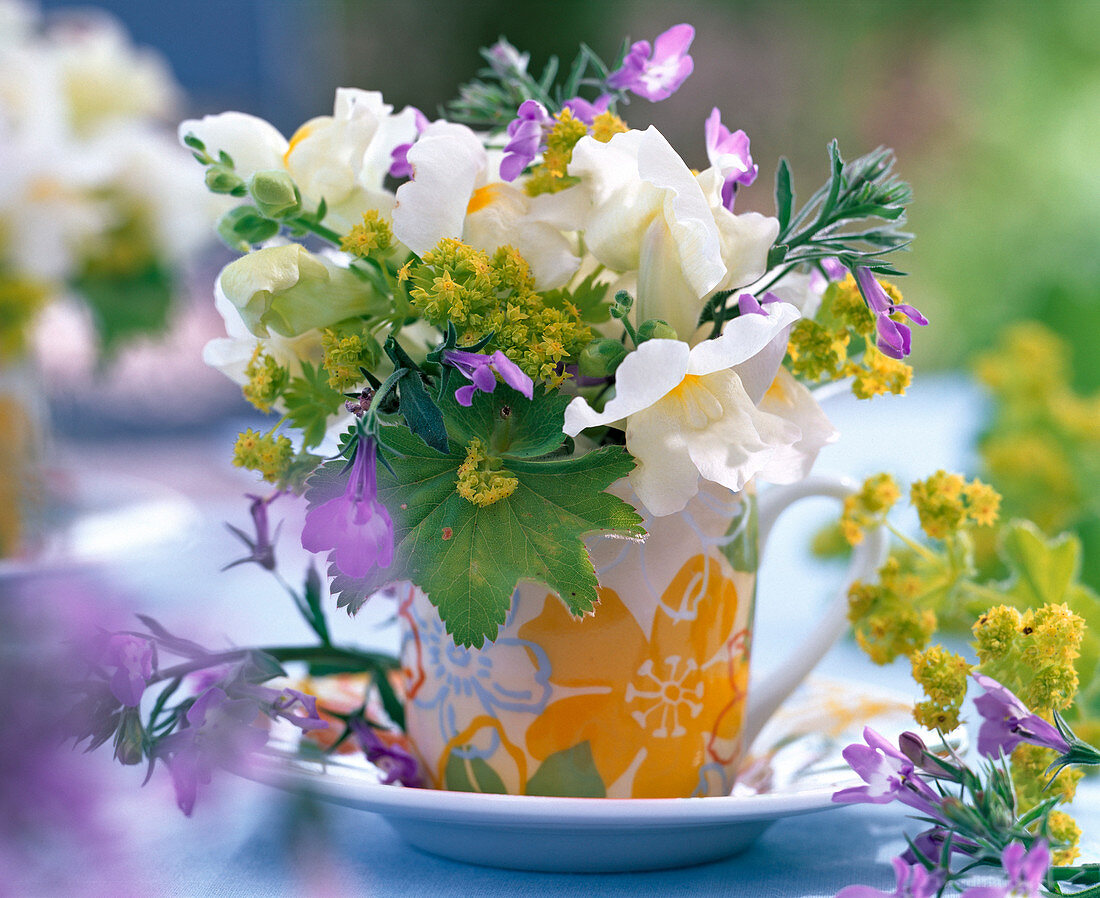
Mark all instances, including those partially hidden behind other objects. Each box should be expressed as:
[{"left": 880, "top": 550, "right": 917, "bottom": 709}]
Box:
[{"left": 151, "top": 645, "right": 398, "bottom": 685}]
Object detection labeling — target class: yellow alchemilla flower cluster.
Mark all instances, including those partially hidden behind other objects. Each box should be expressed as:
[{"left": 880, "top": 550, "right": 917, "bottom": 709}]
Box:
[
  {"left": 848, "top": 557, "right": 935, "bottom": 664},
  {"left": 321, "top": 327, "right": 381, "bottom": 392},
  {"left": 973, "top": 603, "right": 1083, "bottom": 713},
  {"left": 232, "top": 428, "right": 293, "bottom": 484},
  {"left": 455, "top": 438, "right": 518, "bottom": 506},
  {"left": 976, "top": 323, "right": 1100, "bottom": 538},
  {"left": 787, "top": 275, "right": 913, "bottom": 399},
  {"left": 910, "top": 470, "right": 1000, "bottom": 540},
  {"left": 242, "top": 348, "right": 290, "bottom": 413},
  {"left": 1047, "top": 809, "right": 1083, "bottom": 866},
  {"left": 340, "top": 210, "right": 394, "bottom": 258},
  {"left": 910, "top": 644, "right": 971, "bottom": 732},
  {"left": 408, "top": 238, "right": 590, "bottom": 384},
  {"left": 524, "top": 108, "right": 627, "bottom": 197},
  {"left": 840, "top": 473, "right": 901, "bottom": 545}
]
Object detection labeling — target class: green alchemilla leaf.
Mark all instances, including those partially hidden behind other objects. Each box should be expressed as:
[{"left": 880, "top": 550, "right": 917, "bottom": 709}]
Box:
[
  {"left": 310, "top": 387, "right": 645, "bottom": 648},
  {"left": 443, "top": 384, "right": 572, "bottom": 459},
  {"left": 997, "top": 520, "right": 1080, "bottom": 607}
]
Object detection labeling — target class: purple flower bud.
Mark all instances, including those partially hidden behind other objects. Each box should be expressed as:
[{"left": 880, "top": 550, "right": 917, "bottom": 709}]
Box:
[
  {"left": 562, "top": 94, "right": 612, "bottom": 126},
  {"left": 606, "top": 24, "right": 695, "bottom": 102},
  {"left": 972, "top": 674, "right": 1071, "bottom": 758},
  {"left": 737, "top": 291, "right": 780, "bottom": 317},
  {"left": 301, "top": 437, "right": 395, "bottom": 579},
  {"left": 443, "top": 348, "right": 534, "bottom": 407},
  {"left": 388, "top": 107, "right": 430, "bottom": 180},
  {"left": 500, "top": 99, "right": 552, "bottom": 182},
  {"left": 102, "top": 633, "right": 155, "bottom": 707},
  {"left": 351, "top": 718, "right": 422, "bottom": 787},
  {"left": 705, "top": 108, "right": 758, "bottom": 211},
  {"left": 485, "top": 38, "right": 529, "bottom": 78},
  {"left": 855, "top": 266, "right": 928, "bottom": 359}
]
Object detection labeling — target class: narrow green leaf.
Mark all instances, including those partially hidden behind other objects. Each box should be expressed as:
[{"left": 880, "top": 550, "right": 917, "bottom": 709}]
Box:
[
  {"left": 775, "top": 158, "right": 793, "bottom": 235},
  {"left": 384, "top": 337, "right": 449, "bottom": 453}
]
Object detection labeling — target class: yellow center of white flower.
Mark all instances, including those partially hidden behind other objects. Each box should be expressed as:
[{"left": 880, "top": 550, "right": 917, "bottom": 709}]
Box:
[
  {"left": 466, "top": 183, "right": 502, "bottom": 215},
  {"left": 667, "top": 374, "right": 724, "bottom": 429},
  {"left": 284, "top": 121, "right": 317, "bottom": 164}
]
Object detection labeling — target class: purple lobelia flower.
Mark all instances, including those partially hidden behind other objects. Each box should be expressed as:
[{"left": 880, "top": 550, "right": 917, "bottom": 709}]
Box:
[
  {"left": 833, "top": 727, "right": 943, "bottom": 817},
  {"left": 705, "top": 108, "right": 758, "bottom": 211},
  {"left": 485, "top": 37, "right": 529, "bottom": 78},
  {"left": 301, "top": 436, "right": 394, "bottom": 579},
  {"left": 157, "top": 686, "right": 268, "bottom": 816},
  {"left": 389, "top": 107, "right": 430, "bottom": 179},
  {"left": 838, "top": 857, "right": 943, "bottom": 898},
  {"left": 100, "top": 633, "right": 155, "bottom": 707},
  {"left": 443, "top": 348, "right": 534, "bottom": 406},
  {"left": 972, "top": 674, "right": 1071, "bottom": 758},
  {"left": 500, "top": 99, "right": 552, "bottom": 181},
  {"left": 350, "top": 718, "right": 423, "bottom": 787},
  {"left": 606, "top": 24, "right": 695, "bottom": 102},
  {"left": 737, "top": 291, "right": 781, "bottom": 317},
  {"left": 224, "top": 493, "right": 280, "bottom": 571},
  {"left": 562, "top": 94, "right": 612, "bottom": 126},
  {"left": 959, "top": 841, "right": 1050, "bottom": 898},
  {"left": 855, "top": 266, "right": 928, "bottom": 360}
]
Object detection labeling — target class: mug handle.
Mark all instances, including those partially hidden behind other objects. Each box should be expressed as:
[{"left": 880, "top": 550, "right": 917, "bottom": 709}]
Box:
[{"left": 740, "top": 474, "right": 888, "bottom": 748}]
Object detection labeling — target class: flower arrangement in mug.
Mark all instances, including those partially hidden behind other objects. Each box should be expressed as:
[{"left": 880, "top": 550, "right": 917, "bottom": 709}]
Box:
[
  {"left": 0, "top": 0, "right": 215, "bottom": 358},
  {"left": 182, "top": 22, "right": 922, "bottom": 651},
  {"left": 833, "top": 677, "right": 1100, "bottom": 898}
]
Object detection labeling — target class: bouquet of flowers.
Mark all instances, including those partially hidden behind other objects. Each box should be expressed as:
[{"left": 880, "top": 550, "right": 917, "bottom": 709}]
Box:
[{"left": 181, "top": 22, "right": 922, "bottom": 648}]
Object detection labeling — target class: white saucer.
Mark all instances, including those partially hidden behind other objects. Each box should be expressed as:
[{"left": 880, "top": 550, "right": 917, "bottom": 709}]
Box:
[{"left": 248, "top": 676, "right": 955, "bottom": 872}]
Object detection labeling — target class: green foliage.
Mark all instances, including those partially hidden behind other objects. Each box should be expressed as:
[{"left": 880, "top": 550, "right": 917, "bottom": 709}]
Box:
[
  {"left": 282, "top": 362, "right": 344, "bottom": 449},
  {"left": 74, "top": 258, "right": 174, "bottom": 354},
  {"left": 383, "top": 335, "right": 448, "bottom": 454},
  {"left": 307, "top": 386, "right": 644, "bottom": 647},
  {"left": 542, "top": 271, "right": 613, "bottom": 325}
]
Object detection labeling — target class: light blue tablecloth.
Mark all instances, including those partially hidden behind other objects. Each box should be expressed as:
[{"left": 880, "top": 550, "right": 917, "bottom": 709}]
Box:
[{"left": 15, "top": 376, "right": 1100, "bottom": 896}]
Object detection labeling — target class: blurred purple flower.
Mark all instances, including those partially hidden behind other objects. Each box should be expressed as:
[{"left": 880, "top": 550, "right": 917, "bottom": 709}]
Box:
[
  {"left": 562, "top": 94, "right": 612, "bottom": 125},
  {"left": 157, "top": 686, "right": 268, "bottom": 816},
  {"left": 264, "top": 686, "right": 329, "bottom": 733},
  {"left": 389, "top": 107, "right": 430, "bottom": 179},
  {"left": 223, "top": 493, "right": 280, "bottom": 571},
  {"left": 972, "top": 674, "right": 1071, "bottom": 758},
  {"left": 500, "top": 99, "right": 552, "bottom": 181},
  {"left": 705, "top": 108, "right": 757, "bottom": 211},
  {"left": 960, "top": 841, "right": 1050, "bottom": 898},
  {"left": 606, "top": 24, "right": 695, "bottom": 102},
  {"left": 485, "top": 38, "right": 529, "bottom": 78},
  {"left": 899, "top": 827, "right": 978, "bottom": 866},
  {"left": 443, "top": 348, "right": 534, "bottom": 406},
  {"left": 301, "top": 437, "right": 394, "bottom": 578},
  {"left": 855, "top": 266, "right": 928, "bottom": 359},
  {"left": 101, "top": 633, "right": 155, "bottom": 707},
  {"left": 838, "top": 857, "right": 942, "bottom": 898},
  {"left": 833, "top": 727, "right": 942, "bottom": 817},
  {"left": 351, "top": 718, "right": 422, "bottom": 787}
]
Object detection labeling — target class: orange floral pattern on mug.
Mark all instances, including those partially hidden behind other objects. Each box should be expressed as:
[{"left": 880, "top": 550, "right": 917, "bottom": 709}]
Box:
[{"left": 519, "top": 554, "right": 748, "bottom": 797}]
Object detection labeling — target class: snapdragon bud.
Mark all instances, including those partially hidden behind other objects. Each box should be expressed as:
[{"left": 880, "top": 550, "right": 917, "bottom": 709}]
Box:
[
  {"left": 578, "top": 338, "right": 628, "bottom": 377},
  {"left": 249, "top": 170, "right": 301, "bottom": 219},
  {"left": 204, "top": 166, "right": 245, "bottom": 195},
  {"left": 216, "top": 206, "right": 280, "bottom": 252},
  {"left": 113, "top": 708, "right": 145, "bottom": 766},
  {"left": 636, "top": 319, "right": 678, "bottom": 342}
]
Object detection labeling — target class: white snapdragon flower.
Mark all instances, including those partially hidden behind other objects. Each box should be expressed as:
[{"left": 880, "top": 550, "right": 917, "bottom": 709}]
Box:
[
  {"left": 391, "top": 120, "right": 579, "bottom": 289},
  {"left": 567, "top": 126, "right": 778, "bottom": 343},
  {"left": 563, "top": 301, "right": 836, "bottom": 516},
  {"left": 179, "top": 89, "right": 420, "bottom": 231}
]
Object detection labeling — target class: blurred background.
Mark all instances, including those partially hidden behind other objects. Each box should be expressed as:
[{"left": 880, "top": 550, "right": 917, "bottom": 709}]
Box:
[{"left": 43, "top": 0, "right": 1099, "bottom": 379}]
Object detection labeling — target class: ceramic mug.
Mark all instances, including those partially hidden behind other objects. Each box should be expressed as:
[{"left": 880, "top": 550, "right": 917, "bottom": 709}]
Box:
[{"left": 398, "top": 474, "right": 887, "bottom": 798}]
